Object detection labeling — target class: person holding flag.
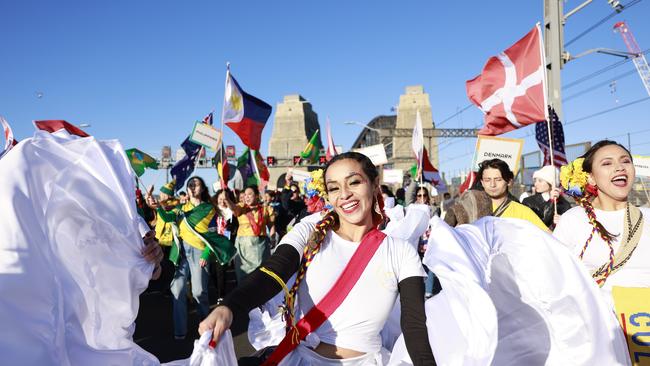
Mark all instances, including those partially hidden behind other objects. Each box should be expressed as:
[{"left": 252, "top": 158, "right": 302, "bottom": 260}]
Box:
[
  {"left": 220, "top": 184, "right": 276, "bottom": 282},
  {"left": 161, "top": 176, "right": 235, "bottom": 340}
]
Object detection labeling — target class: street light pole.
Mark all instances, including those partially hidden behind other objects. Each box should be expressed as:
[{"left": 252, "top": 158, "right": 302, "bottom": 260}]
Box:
[{"left": 342, "top": 120, "right": 380, "bottom": 133}]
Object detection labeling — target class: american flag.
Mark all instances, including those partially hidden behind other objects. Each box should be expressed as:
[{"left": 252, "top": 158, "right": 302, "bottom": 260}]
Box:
[
  {"left": 535, "top": 108, "right": 568, "bottom": 168},
  {"left": 202, "top": 112, "right": 213, "bottom": 126}
]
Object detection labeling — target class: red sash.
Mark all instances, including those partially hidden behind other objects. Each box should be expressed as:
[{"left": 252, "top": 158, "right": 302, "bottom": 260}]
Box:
[{"left": 262, "top": 229, "right": 387, "bottom": 366}]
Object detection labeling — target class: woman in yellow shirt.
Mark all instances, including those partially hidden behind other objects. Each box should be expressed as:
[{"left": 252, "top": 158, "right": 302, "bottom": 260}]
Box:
[
  {"left": 228, "top": 185, "right": 275, "bottom": 281},
  {"left": 171, "top": 176, "right": 234, "bottom": 340}
]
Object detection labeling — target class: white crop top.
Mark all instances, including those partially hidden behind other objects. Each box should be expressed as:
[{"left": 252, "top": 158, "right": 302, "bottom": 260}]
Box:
[{"left": 279, "top": 221, "right": 426, "bottom": 353}]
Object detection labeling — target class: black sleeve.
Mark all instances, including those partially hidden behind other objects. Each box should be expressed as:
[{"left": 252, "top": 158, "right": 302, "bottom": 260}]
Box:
[
  {"left": 221, "top": 244, "right": 300, "bottom": 316},
  {"left": 399, "top": 276, "right": 437, "bottom": 366}
]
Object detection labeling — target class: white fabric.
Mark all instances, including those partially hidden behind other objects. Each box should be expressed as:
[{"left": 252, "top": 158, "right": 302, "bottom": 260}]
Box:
[
  {"left": 279, "top": 222, "right": 426, "bottom": 354},
  {"left": 388, "top": 216, "right": 630, "bottom": 365},
  {"left": 247, "top": 275, "right": 293, "bottom": 350},
  {"left": 383, "top": 203, "right": 430, "bottom": 250},
  {"left": 554, "top": 206, "right": 650, "bottom": 303},
  {"left": 163, "top": 330, "right": 237, "bottom": 366},
  {"left": 0, "top": 130, "right": 158, "bottom": 365}
]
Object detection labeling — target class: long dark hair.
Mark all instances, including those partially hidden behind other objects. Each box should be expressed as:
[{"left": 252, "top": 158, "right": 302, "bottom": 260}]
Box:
[{"left": 477, "top": 158, "right": 514, "bottom": 182}]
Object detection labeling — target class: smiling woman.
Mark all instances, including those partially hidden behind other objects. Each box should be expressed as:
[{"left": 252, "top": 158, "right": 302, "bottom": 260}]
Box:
[
  {"left": 198, "top": 152, "right": 436, "bottom": 365},
  {"left": 554, "top": 140, "right": 650, "bottom": 304}
]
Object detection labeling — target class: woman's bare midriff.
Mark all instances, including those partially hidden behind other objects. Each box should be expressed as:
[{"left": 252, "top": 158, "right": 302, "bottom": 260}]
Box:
[{"left": 313, "top": 342, "right": 365, "bottom": 359}]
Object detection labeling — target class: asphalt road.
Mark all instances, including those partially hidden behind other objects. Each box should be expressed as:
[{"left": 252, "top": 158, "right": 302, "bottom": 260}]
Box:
[{"left": 134, "top": 262, "right": 256, "bottom": 363}]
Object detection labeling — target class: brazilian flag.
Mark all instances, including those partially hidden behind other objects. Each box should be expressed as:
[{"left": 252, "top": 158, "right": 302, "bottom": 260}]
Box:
[
  {"left": 125, "top": 148, "right": 158, "bottom": 177},
  {"left": 300, "top": 129, "right": 322, "bottom": 164}
]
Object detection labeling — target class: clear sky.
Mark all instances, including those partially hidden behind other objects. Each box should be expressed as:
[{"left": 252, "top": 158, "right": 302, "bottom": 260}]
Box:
[{"left": 2, "top": 0, "right": 649, "bottom": 192}]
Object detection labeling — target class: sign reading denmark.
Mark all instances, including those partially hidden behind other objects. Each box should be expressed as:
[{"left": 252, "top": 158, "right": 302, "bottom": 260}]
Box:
[
  {"left": 189, "top": 122, "right": 222, "bottom": 151},
  {"left": 473, "top": 135, "right": 524, "bottom": 174}
]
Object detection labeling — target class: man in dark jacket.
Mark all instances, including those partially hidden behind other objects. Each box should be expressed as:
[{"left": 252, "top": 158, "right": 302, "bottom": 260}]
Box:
[
  {"left": 522, "top": 165, "right": 571, "bottom": 229},
  {"left": 278, "top": 171, "right": 307, "bottom": 235}
]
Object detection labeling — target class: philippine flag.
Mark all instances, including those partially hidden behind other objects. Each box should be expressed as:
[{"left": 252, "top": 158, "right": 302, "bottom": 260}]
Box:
[{"left": 223, "top": 73, "right": 272, "bottom": 151}]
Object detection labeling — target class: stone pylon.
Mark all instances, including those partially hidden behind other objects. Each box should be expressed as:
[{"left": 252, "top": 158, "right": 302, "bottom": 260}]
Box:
[
  {"left": 267, "top": 95, "right": 322, "bottom": 189},
  {"left": 393, "top": 85, "right": 438, "bottom": 172}
]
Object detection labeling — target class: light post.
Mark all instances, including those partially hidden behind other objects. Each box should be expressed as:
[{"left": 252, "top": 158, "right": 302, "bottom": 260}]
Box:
[{"left": 342, "top": 120, "right": 380, "bottom": 133}]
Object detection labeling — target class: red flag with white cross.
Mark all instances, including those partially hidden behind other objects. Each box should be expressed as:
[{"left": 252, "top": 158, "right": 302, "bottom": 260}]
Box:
[{"left": 466, "top": 25, "right": 548, "bottom": 136}]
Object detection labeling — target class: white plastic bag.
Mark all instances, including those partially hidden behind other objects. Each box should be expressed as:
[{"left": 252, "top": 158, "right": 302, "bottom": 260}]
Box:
[{"left": 164, "top": 330, "right": 237, "bottom": 366}]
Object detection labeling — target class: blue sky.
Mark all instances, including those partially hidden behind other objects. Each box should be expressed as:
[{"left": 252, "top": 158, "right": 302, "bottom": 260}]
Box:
[{"left": 2, "top": 0, "right": 649, "bottom": 191}]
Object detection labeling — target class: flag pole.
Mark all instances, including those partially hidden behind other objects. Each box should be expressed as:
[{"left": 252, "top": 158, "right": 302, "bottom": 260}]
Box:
[
  {"left": 218, "top": 62, "right": 231, "bottom": 188},
  {"left": 539, "top": 22, "right": 558, "bottom": 217},
  {"left": 546, "top": 107, "right": 558, "bottom": 216}
]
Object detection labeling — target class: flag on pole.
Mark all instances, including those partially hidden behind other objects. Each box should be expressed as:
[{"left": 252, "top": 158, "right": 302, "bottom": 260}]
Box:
[
  {"left": 1, "top": 116, "right": 17, "bottom": 159},
  {"left": 325, "top": 117, "right": 338, "bottom": 161},
  {"left": 410, "top": 147, "right": 447, "bottom": 191},
  {"left": 237, "top": 148, "right": 270, "bottom": 188},
  {"left": 125, "top": 148, "right": 159, "bottom": 177},
  {"left": 34, "top": 120, "right": 90, "bottom": 137},
  {"left": 215, "top": 143, "right": 230, "bottom": 189},
  {"left": 300, "top": 129, "right": 322, "bottom": 164},
  {"left": 223, "top": 71, "right": 272, "bottom": 150},
  {"left": 171, "top": 137, "right": 202, "bottom": 191},
  {"left": 466, "top": 25, "right": 548, "bottom": 136},
  {"left": 459, "top": 171, "right": 478, "bottom": 195},
  {"left": 411, "top": 110, "right": 424, "bottom": 179},
  {"left": 535, "top": 108, "right": 568, "bottom": 168},
  {"left": 202, "top": 112, "right": 214, "bottom": 126}
]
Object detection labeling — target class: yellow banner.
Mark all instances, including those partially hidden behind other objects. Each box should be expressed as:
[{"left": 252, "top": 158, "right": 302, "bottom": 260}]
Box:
[{"left": 613, "top": 287, "right": 650, "bottom": 365}]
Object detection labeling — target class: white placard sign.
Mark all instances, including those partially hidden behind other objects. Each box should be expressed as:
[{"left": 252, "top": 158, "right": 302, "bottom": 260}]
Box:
[
  {"left": 290, "top": 169, "right": 311, "bottom": 184},
  {"left": 189, "top": 122, "right": 222, "bottom": 151},
  {"left": 473, "top": 135, "right": 525, "bottom": 174},
  {"left": 354, "top": 144, "right": 388, "bottom": 166},
  {"left": 383, "top": 169, "right": 404, "bottom": 185},
  {"left": 634, "top": 155, "right": 650, "bottom": 178}
]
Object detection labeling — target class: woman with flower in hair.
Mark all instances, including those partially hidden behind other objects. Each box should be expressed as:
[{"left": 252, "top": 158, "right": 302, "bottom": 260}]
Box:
[
  {"left": 199, "top": 152, "right": 435, "bottom": 365},
  {"left": 554, "top": 140, "right": 650, "bottom": 303},
  {"left": 227, "top": 185, "right": 276, "bottom": 282}
]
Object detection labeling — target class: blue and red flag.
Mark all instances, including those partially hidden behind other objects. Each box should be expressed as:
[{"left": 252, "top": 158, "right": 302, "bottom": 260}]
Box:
[{"left": 222, "top": 72, "right": 272, "bottom": 151}]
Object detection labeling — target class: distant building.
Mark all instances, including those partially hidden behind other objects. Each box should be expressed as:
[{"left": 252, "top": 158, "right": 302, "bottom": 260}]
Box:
[{"left": 350, "top": 85, "right": 439, "bottom": 177}]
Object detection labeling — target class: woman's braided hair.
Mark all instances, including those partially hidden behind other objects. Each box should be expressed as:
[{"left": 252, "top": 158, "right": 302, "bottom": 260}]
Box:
[
  {"left": 285, "top": 152, "right": 382, "bottom": 327},
  {"left": 561, "top": 140, "right": 633, "bottom": 283}
]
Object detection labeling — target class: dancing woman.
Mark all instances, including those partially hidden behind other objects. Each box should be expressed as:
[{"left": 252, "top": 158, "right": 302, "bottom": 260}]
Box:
[
  {"left": 200, "top": 152, "right": 435, "bottom": 365},
  {"left": 554, "top": 140, "right": 650, "bottom": 300}
]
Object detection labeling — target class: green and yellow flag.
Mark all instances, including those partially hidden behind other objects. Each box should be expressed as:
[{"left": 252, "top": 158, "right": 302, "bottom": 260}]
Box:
[
  {"left": 125, "top": 148, "right": 158, "bottom": 177},
  {"left": 300, "top": 129, "right": 321, "bottom": 164}
]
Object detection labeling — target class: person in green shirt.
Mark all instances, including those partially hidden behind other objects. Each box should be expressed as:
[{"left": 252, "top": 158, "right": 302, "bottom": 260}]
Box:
[{"left": 478, "top": 158, "right": 549, "bottom": 232}]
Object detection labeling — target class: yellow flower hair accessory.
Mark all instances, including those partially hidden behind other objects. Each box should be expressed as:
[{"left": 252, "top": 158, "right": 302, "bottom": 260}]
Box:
[
  {"left": 304, "top": 169, "right": 326, "bottom": 198},
  {"left": 560, "top": 158, "right": 589, "bottom": 197}
]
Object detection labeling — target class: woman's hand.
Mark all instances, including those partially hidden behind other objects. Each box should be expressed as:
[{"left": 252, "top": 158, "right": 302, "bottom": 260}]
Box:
[
  {"left": 142, "top": 231, "right": 164, "bottom": 280},
  {"left": 199, "top": 258, "right": 208, "bottom": 268},
  {"left": 550, "top": 187, "right": 562, "bottom": 201},
  {"left": 198, "top": 305, "right": 233, "bottom": 347}
]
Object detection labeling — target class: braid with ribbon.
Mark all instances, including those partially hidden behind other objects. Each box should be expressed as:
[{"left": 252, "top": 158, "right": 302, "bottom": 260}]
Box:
[
  {"left": 281, "top": 211, "right": 337, "bottom": 333},
  {"left": 560, "top": 157, "right": 617, "bottom": 285}
]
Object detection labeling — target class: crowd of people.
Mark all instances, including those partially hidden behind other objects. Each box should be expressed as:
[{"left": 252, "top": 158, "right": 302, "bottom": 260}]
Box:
[
  {"left": 3, "top": 127, "right": 647, "bottom": 366},
  {"left": 127, "top": 139, "right": 648, "bottom": 365}
]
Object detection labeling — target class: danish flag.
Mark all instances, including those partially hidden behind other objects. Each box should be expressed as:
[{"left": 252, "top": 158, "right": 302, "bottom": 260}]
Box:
[{"left": 467, "top": 25, "right": 548, "bottom": 136}]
